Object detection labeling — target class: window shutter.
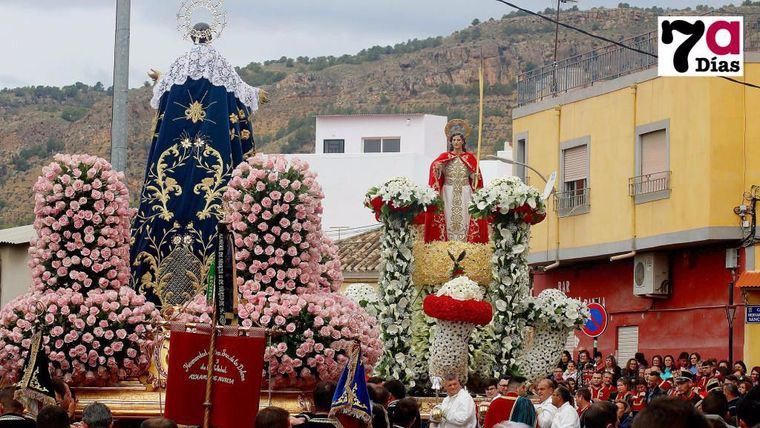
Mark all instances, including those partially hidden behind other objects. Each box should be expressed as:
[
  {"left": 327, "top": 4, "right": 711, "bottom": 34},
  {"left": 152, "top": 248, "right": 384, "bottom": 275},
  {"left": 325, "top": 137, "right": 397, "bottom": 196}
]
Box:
[
  {"left": 563, "top": 145, "right": 588, "bottom": 182},
  {"left": 616, "top": 326, "right": 639, "bottom": 365},
  {"left": 640, "top": 130, "right": 667, "bottom": 176}
]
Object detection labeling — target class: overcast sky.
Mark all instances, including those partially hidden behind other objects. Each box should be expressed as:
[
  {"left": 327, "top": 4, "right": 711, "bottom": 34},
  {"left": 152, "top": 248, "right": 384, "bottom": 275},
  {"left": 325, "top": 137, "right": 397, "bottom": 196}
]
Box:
[{"left": 0, "top": 0, "right": 742, "bottom": 89}]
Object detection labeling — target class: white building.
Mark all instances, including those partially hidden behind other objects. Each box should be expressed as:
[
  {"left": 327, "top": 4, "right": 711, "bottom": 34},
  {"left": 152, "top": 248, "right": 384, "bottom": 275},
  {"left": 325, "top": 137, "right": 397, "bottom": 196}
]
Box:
[
  {"left": 0, "top": 225, "right": 34, "bottom": 307},
  {"left": 292, "top": 114, "right": 514, "bottom": 238}
]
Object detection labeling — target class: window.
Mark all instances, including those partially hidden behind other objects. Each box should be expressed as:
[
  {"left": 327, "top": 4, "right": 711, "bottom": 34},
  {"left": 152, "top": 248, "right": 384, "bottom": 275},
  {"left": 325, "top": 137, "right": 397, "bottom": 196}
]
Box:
[
  {"left": 363, "top": 137, "right": 401, "bottom": 153},
  {"left": 630, "top": 120, "right": 670, "bottom": 203},
  {"left": 323, "top": 139, "right": 345, "bottom": 153},
  {"left": 558, "top": 138, "right": 590, "bottom": 216},
  {"left": 515, "top": 133, "right": 527, "bottom": 182},
  {"left": 383, "top": 138, "right": 401, "bottom": 152},
  {"left": 363, "top": 138, "right": 381, "bottom": 153}
]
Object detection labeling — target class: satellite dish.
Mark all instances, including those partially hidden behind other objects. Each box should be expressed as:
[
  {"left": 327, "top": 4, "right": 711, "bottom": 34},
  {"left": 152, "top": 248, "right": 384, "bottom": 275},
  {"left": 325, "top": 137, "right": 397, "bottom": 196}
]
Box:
[{"left": 542, "top": 171, "right": 557, "bottom": 200}]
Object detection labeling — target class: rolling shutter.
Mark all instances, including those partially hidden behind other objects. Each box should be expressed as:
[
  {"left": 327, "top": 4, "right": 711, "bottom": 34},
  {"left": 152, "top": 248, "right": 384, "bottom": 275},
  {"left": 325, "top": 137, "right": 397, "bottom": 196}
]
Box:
[
  {"left": 563, "top": 145, "right": 588, "bottom": 182},
  {"left": 616, "top": 326, "right": 639, "bottom": 364},
  {"left": 641, "top": 130, "right": 667, "bottom": 175}
]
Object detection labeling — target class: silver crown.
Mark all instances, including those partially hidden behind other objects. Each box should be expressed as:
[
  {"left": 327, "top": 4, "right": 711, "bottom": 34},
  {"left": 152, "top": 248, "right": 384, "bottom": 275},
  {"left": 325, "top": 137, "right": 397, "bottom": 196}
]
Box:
[{"left": 177, "top": 0, "right": 228, "bottom": 44}]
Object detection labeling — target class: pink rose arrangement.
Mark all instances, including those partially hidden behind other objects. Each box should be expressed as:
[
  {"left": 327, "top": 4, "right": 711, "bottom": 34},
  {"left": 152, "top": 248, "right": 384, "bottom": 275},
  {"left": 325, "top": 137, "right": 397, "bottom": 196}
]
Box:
[
  {"left": 225, "top": 154, "right": 343, "bottom": 295},
  {"left": 238, "top": 291, "right": 382, "bottom": 388},
  {"left": 222, "top": 154, "right": 381, "bottom": 388},
  {"left": 28, "top": 154, "right": 133, "bottom": 292},
  {"left": 0, "top": 288, "right": 158, "bottom": 384},
  {"left": 0, "top": 155, "right": 159, "bottom": 386}
]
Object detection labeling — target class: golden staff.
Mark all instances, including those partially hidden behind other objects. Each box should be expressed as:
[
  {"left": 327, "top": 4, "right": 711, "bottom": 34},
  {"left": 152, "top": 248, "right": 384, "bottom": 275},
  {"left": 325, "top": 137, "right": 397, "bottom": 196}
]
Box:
[{"left": 476, "top": 49, "right": 485, "bottom": 184}]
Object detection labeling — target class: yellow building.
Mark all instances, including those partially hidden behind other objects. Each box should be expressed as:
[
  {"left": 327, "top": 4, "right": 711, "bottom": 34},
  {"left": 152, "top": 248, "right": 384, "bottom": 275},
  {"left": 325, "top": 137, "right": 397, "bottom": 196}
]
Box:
[{"left": 513, "top": 35, "right": 759, "bottom": 365}]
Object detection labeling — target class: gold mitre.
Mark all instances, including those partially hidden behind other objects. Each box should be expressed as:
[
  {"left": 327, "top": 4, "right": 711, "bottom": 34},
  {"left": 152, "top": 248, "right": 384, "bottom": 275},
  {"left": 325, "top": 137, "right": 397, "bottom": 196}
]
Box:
[{"left": 445, "top": 119, "right": 472, "bottom": 139}]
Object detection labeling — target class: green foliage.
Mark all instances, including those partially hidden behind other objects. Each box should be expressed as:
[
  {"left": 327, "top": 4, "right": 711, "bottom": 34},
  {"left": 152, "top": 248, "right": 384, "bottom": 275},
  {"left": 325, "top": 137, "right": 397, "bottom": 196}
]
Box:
[
  {"left": 236, "top": 63, "right": 287, "bottom": 86},
  {"left": 60, "top": 106, "right": 88, "bottom": 122},
  {"left": 471, "top": 18, "right": 481, "bottom": 26},
  {"left": 618, "top": 2, "right": 631, "bottom": 8},
  {"left": 248, "top": 36, "right": 443, "bottom": 76},
  {"left": 437, "top": 82, "right": 515, "bottom": 97}
]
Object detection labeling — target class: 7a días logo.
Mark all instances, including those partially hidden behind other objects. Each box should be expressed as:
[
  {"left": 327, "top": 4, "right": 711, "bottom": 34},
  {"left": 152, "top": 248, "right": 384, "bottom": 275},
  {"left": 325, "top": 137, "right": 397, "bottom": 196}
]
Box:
[{"left": 658, "top": 16, "right": 743, "bottom": 76}]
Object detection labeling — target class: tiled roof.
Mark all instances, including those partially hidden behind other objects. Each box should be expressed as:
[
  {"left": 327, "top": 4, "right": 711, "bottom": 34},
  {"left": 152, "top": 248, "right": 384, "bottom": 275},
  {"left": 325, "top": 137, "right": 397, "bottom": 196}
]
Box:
[
  {"left": 337, "top": 227, "right": 382, "bottom": 273},
  {"left": 0, "top": 225, "right": 35, "bottom": 245},
  {"left": 737, "top": 270, "right": 760, "bottom": 288}
]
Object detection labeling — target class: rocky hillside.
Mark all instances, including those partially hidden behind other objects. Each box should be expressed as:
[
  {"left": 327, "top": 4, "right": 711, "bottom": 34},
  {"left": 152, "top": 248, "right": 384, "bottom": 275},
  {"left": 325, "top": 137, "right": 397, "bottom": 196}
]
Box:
[{"left": 0, "top": 4, "right": 754, "bottom": 227}]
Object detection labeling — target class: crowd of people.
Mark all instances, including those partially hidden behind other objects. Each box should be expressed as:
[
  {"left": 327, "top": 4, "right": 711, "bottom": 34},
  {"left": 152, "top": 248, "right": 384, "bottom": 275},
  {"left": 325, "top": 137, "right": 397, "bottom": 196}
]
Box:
[
  {"left": 253, "top": 348, "right": 760, "bottom": 428},
  {"left": 1, "top": 349, "right": 758, "bottom": 427}
]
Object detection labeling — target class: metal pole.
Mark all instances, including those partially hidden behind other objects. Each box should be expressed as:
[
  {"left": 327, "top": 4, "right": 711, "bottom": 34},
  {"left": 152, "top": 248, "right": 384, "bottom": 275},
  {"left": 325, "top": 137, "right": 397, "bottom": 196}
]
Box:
[
  {"left": 111, "top": 0, "right": 130, "bottom": 173},
  {"left": 728, "top": 268, "right": 735, "bottom": 363},
  {"left": 554, "top": 0, "right": 561, "bottom": 64}
]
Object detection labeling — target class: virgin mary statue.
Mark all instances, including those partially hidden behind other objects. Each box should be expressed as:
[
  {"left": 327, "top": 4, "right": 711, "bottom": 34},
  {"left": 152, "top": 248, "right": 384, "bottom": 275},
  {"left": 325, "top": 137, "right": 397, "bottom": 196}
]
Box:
[
  {"left": 130, "top": 16, "right": 263, "bottom": 307},
  {"left": 423, "top": 119, "right": 489, "bottom": 244}
]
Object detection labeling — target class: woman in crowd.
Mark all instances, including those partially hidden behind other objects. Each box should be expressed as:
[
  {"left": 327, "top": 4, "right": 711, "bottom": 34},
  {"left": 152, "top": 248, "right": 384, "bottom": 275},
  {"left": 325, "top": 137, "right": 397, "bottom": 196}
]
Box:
[
  {"left": 558, "top": 351, "right": 572, "bottom": 371},
  {"left": 751, "top": 366, "right": 760, "bottom": 386},
  {"left": 650, "top": 355, "right": 664, "bottom": 373},
  {"left": 677, "top": 352, "right": 690, "bottom": 371},
  {"left": 564, "top": 361, "right": 579, "bottom": 382},
  {"left": 565, "top": 378, "right": 577, "bottom": 395},
  {"left": 662, "top": 355, "right": 676, "bottom": 381},
  {"left": 630, "top": 378, "right": 648, "bottom": 415},
  {"left": 733, "top": 361, "right": 747, "bottom": 376},
  {"left": 604, "top": 355, "right": 622, "bottom": 383},
  {"left": 634, "top": 353, "right": 648, "bottom": 370},
  {"left": 616, "top": 378, "right": 634, "bottom": 406},
  {"left": 622, "top": 359, "right": 639, "bottom": 382},
  {"left": 738, "top": 378, "right": 753, "bottom": 396},
  {"left": 688, "top": 353, "right": 701, "bottom": 375}
]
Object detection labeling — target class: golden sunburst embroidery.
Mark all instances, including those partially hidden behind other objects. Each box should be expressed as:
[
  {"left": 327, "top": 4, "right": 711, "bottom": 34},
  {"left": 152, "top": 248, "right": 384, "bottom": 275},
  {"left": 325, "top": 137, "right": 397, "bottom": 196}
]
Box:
[{"left": 173, "top": 90, "right": 217, "bottom": 124}]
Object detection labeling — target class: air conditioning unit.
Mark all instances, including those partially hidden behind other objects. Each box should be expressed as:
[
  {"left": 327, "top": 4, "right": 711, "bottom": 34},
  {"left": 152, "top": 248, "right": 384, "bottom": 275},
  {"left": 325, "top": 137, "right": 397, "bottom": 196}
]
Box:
[{"left": 633, "top": 253, "right": 670, "bottom": 297}]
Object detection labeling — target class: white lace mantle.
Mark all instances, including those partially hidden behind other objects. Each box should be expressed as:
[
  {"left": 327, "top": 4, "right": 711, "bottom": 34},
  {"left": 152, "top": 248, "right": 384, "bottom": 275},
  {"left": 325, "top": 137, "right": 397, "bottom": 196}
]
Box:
[{"left": 151, "top": 44, "right": 260, "bottom": 112}]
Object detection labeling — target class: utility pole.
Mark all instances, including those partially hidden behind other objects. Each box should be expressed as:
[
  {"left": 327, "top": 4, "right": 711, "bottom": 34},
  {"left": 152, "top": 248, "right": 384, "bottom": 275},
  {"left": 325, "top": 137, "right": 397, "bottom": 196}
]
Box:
[
  {"left": 111, "top": 0, "right": 131, "bottom": 173},
  {"left": 553, "top": 0, "right": 578, "bottom": 65}
]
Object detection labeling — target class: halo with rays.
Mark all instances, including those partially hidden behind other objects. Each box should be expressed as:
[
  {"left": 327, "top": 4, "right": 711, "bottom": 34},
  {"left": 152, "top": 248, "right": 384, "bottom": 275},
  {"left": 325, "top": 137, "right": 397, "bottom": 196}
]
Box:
[{"left": 176, "top": 0, "right": 228, "bottom": 44}]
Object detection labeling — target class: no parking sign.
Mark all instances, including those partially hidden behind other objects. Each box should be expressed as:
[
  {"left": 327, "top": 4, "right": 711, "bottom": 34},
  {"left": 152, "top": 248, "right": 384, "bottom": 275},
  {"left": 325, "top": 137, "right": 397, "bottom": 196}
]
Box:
[{"left": 581, "top": 302, "right": 608, "bottom": 338}]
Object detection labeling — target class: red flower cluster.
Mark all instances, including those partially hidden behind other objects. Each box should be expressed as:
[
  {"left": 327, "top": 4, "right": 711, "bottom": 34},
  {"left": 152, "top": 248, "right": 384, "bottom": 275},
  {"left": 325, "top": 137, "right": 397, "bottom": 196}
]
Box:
[
  {"left": 366, "top": 196, "right": 413, "bottom": 221},
  {"left": 514, "top": 203, "right": 546, "bottom": 225},
  {"left": 423, "top": 294, "right": 493, "bottom": 326}
]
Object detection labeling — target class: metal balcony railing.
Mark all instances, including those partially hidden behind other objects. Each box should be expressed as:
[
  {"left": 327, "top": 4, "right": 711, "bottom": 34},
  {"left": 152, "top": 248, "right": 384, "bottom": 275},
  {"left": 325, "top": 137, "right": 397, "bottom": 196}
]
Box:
[
  {"left": 556, "top": 187, "right": 590, "bottom": 216},
  {"left": 517, "top": 12, "right": 760, "bottom": 107},
  {"left": 629, "top": 171, "right": 671, "bottom": 196},
  {"left": 517, "top": 32, "right": 657, "bottom": 106}
]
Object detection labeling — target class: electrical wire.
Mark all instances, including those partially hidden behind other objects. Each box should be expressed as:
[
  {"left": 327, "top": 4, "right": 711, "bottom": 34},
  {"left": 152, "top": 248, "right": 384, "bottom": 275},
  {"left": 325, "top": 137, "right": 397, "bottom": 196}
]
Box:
[{"left": 495, "top": 0, "right": 760, "bottom": 89}]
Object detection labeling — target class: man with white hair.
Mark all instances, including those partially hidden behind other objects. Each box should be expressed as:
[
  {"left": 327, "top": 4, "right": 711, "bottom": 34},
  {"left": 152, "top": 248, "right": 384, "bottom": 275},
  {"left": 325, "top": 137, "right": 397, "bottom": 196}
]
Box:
[
  {"left": 429, "top": 374, "right": 476, "bottom": 428},
  {"left": 534, "top": 379, "right": 557, "bottom": 428}
]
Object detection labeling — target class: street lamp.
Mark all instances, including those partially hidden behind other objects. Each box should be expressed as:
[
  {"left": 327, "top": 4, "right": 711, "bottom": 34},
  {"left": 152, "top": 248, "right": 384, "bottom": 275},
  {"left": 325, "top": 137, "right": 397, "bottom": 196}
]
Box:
[
  {"left": 485, "top": 155, "right": 559, "bottom": 271},
  {"left": 484, "top": 155, "right": 549, "bottom": 184}
]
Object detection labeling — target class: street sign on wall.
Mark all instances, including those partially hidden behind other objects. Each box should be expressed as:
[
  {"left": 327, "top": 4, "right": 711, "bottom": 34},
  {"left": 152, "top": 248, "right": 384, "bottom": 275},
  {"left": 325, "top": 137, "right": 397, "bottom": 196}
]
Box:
[{"left": 747, "top": 305, "right": 760, "bottom": 324}]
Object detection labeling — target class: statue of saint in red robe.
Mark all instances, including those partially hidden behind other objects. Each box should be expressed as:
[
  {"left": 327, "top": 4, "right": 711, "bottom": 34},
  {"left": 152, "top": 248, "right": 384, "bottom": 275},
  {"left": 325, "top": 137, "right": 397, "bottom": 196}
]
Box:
[{"left": 423, "top": 121, "right": 489, "bottom": 244}]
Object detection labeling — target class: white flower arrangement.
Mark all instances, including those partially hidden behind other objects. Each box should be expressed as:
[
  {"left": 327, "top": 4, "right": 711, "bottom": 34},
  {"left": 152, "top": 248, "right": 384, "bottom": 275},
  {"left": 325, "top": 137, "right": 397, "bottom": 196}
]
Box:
[
  {"left": 469, "top": 176, "right": 546, "bottom": 224},
  {"left": 373, "top": 176, "right": 438, "bottom": 207},
  {"left": 343, "top": 283, "right": 379, "bottom": 304},
  {"left": 436, "top": 276, "right": 484, "bottom": 301},
  {"left": 365, "top": 177, "right": 440, "bottom": 224},
  {"left": 525, "top": 289, "right": 589, "bottom": 329}
]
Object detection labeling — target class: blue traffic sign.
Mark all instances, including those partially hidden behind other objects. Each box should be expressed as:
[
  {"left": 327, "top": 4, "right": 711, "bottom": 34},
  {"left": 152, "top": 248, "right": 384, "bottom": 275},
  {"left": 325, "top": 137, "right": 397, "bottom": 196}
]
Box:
[
  {"left": 582, "top": 302, "right": 608, "bottom": 337},
  {"left": 747, "top": 306, "right": 760, "bottom": 324}
]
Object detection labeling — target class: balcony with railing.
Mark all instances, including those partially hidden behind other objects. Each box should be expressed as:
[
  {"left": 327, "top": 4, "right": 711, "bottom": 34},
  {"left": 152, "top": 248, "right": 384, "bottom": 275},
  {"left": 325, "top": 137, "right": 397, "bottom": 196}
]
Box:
[
  {"left": 629, "top": 171, "right": 671, "bottom": 203},
  {"left": 556, "top": 187, "right": 590, "bottom": 217},
  {"left": 517, "top": 12, "right": 760, "bottom": 107}
]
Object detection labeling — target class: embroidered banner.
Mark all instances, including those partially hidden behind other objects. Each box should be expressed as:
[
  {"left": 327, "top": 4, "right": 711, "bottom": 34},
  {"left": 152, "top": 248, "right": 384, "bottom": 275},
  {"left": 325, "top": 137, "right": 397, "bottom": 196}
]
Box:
[{"left": 164, "top": 331, "right": 266, "bottom": 427}]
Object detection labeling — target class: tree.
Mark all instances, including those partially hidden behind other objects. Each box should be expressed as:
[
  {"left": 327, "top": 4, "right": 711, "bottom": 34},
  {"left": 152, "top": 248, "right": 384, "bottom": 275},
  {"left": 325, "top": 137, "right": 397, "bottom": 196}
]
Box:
[{"left": 471, "top": 18, "right": 481, "bottom": 26}]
